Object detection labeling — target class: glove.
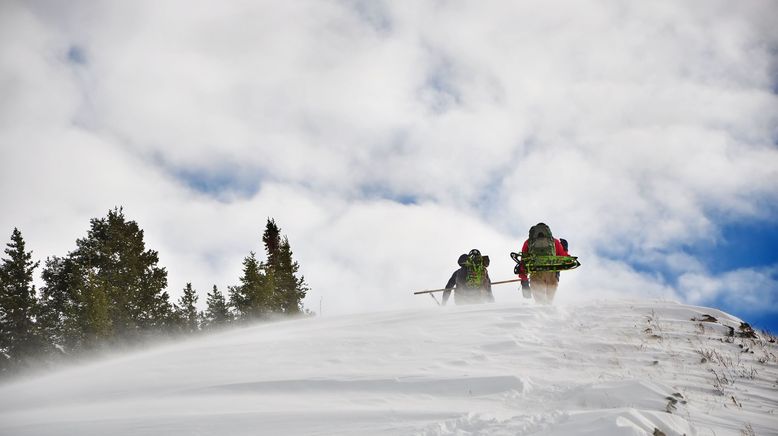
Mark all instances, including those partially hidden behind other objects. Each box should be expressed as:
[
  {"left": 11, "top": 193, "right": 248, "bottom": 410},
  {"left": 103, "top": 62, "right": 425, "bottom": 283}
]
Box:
[{"left": 521, "top": 280, "right": 531, "bottom": 299}]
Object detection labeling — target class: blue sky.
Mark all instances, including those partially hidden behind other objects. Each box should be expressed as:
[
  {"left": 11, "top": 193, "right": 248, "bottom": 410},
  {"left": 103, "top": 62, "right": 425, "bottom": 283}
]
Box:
[
  {"left": 693, "top": 220, "right": 778, "bottom": 271},
  {"left": 686, "top": 219, "right": 778, "bottom": 332},
  {"left": 615, "top": 216, "right": 778, "bottom": 331},
  {"left": 1, "top": 0, "right": 777, "bottom": 324}
]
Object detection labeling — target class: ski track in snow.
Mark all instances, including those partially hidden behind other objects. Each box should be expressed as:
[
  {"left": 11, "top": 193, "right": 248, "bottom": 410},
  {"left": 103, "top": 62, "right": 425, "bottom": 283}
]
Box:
[{"left": 1, "top": 300, "right": 777, "bottom": 435}]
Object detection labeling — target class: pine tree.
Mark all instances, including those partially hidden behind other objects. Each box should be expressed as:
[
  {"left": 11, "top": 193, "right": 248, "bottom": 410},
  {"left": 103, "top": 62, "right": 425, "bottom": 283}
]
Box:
[
  {"left": 275, "top": 236, "right": 309, "bottom": 314},
  {"left": 260, "top": 218, "right": 310, "bottom": 313},
  {"left": 229, "top": 218, "right": 310, "bottom": 321},
  {"left": 174, "top": 283, "right": 199, "bottom": 334},
  {"left": 0, "top": 228, "right": 45, "bottom": 371},
  {"left": 203, "top": 285, "right": 230, "bottom": 329},
  {"left": 80, "top": 270, "right": 113, "bottom": 347},
  {"left": 73, "top": 208, "right": 170, "bottom": 335},
  {"left": 40, "top": 208, "right": 172, "bottom": 351},
  {"left": 38, "top": 256, "right": 83, "bottom": 353},
  {"left": 262, "top": 219, "right": 282, "bottom": 272},
  {"left": 228, "top": 251, "right": 270, "bottom": 321},
  {"left": 261, "top": 219, "right": 282, "bottom": 311}
]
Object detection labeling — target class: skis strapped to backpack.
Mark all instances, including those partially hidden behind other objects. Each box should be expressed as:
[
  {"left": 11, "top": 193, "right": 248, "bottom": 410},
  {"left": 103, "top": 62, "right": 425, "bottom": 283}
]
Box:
[{"left": 510, "top": 251, "right": 581, "bottom": 274}]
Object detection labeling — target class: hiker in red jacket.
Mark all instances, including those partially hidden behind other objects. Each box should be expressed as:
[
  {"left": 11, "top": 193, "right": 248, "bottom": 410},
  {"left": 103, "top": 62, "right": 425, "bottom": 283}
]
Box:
[{"left": 517, "top": 223, "right": 569, "bottom": 304}]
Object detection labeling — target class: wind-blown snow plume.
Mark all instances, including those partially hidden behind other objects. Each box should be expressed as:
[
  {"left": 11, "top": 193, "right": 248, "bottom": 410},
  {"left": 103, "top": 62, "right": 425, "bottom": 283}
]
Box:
[{"left": 1, "top": 300, "right": 776, "bottom": 435}]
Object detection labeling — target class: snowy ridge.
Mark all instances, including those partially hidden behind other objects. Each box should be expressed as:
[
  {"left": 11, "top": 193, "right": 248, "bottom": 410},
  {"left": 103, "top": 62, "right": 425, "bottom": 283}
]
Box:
[{"left": 1, "top": 300, "right": 777, "bottom": 435}]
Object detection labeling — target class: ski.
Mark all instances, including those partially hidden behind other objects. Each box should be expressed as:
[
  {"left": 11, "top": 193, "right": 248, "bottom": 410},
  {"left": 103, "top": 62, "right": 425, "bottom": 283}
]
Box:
[{"left": 510, "top": 252, "right": 581, "bottom": 274}]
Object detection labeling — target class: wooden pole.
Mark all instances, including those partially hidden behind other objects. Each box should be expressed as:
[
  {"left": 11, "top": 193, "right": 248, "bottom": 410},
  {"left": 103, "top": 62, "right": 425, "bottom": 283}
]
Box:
[{"left": 413, "top": 278, "right": 520, "bottom": 295}]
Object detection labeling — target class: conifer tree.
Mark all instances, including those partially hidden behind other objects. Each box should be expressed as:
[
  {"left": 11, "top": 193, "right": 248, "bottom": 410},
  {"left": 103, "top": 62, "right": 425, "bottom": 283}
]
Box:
[
  {"left": 261, "top": 219, "right": 282, "bottom": 311},
  {"left": 73, "top": 208, "right": 169, "bottom": 335},
  {"left": 40, "top": 208, "right": 172, "bottom": 351},
  {"left": 230, "top": 218, "right": 310, "bottom": 321},
  {"left": 275, "top": 236, "right": 309, "bottom": 314},
  {"left": 38, "top": 256, "right": 83, "bottom": 353},
  {"left": 262, "top": 219, "right": 282, "bottom": 272},
  {"left": 228, "top": 251, "right": 270, "bottom": 320},
  {"left": 260, "top": 219, "right": 308, "bottom": 314},
  {"left": 80, "top": 270, "right": 113, "bottom": 347},
  {"left": 174, "top": 283, "right": 199, "bottom": 334},
  {"left": 203, "top": 285, "right": 230, "bottom": 329},
  {"left": 0, "top": 228, "right": 45, "bottom": 371}
]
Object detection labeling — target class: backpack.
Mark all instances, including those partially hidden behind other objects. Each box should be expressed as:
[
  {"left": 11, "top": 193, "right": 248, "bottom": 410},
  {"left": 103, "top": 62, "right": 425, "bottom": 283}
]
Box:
[
  {"left": 528, "top": 223, "right": 555, "bottom": 256},
  {"left": 463, "top": 249, "right": 488, "bottom": 288}
]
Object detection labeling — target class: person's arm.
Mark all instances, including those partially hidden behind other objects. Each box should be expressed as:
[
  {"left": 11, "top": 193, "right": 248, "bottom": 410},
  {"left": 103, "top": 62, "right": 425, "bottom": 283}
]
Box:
[
  {"left": 519, "top": 239, "right": 530, "bottom": 283},
  {"left": 555, "top": 239, "right": 569, "bottom": 256},
  {"left": 484, "top": 269, "right": 495, "bottom": 301}
]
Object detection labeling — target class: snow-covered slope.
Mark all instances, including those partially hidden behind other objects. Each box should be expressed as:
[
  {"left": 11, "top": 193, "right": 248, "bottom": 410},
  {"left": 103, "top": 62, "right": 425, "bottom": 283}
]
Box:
[{"left": 1, "top": 300, "right": 777, "bottom": 435}]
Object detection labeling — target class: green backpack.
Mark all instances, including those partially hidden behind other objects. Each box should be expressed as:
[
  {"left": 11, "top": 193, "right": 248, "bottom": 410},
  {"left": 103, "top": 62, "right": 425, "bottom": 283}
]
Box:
[
  {"left": 464, "top": 249, "right": 488, "bottom": 288},
  {"left": 528, "top": 223, "right": 555, "bottom": 256}
]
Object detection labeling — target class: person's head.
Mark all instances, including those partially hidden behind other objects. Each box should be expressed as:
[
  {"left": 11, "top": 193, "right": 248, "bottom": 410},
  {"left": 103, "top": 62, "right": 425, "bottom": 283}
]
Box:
[{"left": 466, "top": 249, "right": 489, "bottom": 269}]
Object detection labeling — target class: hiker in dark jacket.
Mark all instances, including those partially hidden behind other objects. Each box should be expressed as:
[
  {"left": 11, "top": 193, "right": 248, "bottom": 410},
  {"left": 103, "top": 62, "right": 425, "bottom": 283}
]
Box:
[{"left": 442, "top": 249, "right": 494, "bottom": 305}]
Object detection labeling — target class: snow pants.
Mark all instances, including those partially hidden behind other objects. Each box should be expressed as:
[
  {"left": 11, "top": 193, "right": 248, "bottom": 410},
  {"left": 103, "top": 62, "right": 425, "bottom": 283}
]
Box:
[{"left": 530, "top": 271, "right": 558, "bottom": 304}]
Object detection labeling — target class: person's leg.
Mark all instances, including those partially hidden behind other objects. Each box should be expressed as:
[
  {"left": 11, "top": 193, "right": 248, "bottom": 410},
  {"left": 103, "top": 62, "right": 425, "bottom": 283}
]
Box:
[
  {"left": 545, "top": 272, "right": 560, "bottom": 303},
  {"left": 531, "top": 274, "right": 547, "bottom": 304},
  {"left": 532, "top": 285, "right": 547, "bottom": 304},
  {"left": 546, "top": 282, "right": 558, "bottom": 303},
  {"left": 455, "top": 289, "right": 479, "bottom": 305},
  {"left": 531, "top": 272, "right": 556, "bottom": 305}
]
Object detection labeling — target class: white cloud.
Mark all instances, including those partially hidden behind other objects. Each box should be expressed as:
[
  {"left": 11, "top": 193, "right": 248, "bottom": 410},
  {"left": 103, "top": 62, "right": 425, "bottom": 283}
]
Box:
[
  {"left": 1, "top": 0, "right": 777, "bottom": 316},
  {"left": 680, "top": 266, "right": 778, "bottom": 315}
]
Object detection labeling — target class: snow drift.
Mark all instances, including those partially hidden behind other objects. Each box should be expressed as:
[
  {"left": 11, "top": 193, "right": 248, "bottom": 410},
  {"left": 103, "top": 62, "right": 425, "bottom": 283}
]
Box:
[{"left": 1, "top": 300, "right": 776, "bottom": 435}]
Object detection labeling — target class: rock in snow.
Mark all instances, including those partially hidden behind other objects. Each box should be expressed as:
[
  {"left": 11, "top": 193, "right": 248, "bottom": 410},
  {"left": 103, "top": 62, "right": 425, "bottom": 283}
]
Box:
[{"left": 1, "top": 300, "right": 777, "bottom": 435}]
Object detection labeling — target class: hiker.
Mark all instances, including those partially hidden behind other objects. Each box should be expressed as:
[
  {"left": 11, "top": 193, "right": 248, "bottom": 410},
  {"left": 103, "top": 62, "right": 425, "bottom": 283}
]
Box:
[
  {"left": 442, "top": 249, "right": 494, "bottom": 305},
  {"left": 517, "top": 223, "right": 569, "bottom": 304}
]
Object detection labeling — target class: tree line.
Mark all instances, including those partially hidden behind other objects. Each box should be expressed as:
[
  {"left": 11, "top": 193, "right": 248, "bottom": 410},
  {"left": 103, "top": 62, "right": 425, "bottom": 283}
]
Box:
[{"left": 0, "top": 208, "right": 309, "bottom": 376}]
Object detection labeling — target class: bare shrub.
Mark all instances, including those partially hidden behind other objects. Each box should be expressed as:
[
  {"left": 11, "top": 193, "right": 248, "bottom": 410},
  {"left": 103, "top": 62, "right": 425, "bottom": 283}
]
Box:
[{"left": 710, "top": 368, "right": 733, "bottom": 395}]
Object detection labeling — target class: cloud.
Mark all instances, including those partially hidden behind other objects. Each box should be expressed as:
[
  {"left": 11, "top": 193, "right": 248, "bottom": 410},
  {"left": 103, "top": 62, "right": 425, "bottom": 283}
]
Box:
[
  {"left": 1, "top": 0, "right": 777, "bottom": 319},
  {"left": 680, "top": 265, "right": 778, "bottom": 316}
]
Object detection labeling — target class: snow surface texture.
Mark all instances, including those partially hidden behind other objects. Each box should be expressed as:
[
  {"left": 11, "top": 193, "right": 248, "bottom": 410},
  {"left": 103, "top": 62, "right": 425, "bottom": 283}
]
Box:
[{"left": 1, "top": 300, "right": 777, "bottom": 435}]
